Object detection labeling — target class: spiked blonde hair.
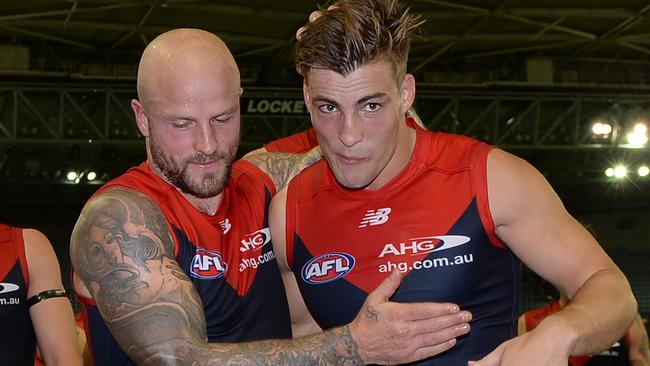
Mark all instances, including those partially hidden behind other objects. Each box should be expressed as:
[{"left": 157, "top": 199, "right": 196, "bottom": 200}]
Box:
[{"left": 295, "top": 0, "right": 424, "bottom": 83}]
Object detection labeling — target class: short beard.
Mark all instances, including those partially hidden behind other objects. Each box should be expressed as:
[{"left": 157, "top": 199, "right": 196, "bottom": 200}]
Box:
[{"left": 150, "top": 139, "right": 236, "bottom": 198}]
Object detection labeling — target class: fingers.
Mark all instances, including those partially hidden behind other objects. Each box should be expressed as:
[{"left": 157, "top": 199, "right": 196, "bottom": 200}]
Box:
[
  {"left": 296, "top": 5, "right": 339, "bottom": 41},
  {"left": 385, "top": 301, "right": 468, "bottom": 322},
  {"left": 406, "top": 310, "right": 472, "bottom": 336},
  {"left": 308, "top": 10, "right": 322, "bottom": 22},
  {"left": 406, "top": 322, "right": 471, "bottom": 348},
  {"left": 365, "top": 269, "right": 403, "bottom": 304},
  {"left": 296, "top": 10, "right": 323, "bottom": 41},
  {"left": 364, "top": 321, "right": 470, "bottom": 365},
  {"left": 407, "top": 338, "right": 457, "bottom": 364}
]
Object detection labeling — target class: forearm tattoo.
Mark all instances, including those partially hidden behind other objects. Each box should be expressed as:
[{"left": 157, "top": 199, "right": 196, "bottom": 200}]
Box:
[{"left": 71, "top": 188, "right": 363, "bottom": 365}]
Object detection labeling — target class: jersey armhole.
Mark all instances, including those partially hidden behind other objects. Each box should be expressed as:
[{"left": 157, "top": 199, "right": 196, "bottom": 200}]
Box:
[
  {"left": 13, "top": 227, "right": 30, "bottom": 287},
  {"left": 473, "top": 144, "right": 507, "bottom": 249},
  {"left": 285, "top": 180, "right": 298, "bottom": 271}
]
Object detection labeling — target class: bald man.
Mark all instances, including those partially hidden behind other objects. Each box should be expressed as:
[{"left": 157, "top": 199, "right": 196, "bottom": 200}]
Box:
[{"left": 70, "top": 29, "right": 469, "bottom": 366}]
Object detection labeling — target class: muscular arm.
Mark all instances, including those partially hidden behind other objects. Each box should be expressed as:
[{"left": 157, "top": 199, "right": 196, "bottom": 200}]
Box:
[
  {"left": 629, "top": 314, "right": 650, "bottom": 366},
  {"left": 471, "top": 149, "right": 637, "bottom": 365},
  {"left": 242, "top": 146, "right": 321, "bottom": 190},
  {"left": 25, "top": 229, "right": 83, "bottom": 366},
  {"left": 71, "top": 188, "right": 368, "bottom": 365},
  {"left": 270, "top": 187, "right": 323, "bottom": 337}
]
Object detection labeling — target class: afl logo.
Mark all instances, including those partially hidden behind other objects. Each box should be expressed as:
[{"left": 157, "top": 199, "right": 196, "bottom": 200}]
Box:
[
  {"left": 301, "top": 252, "right": 355, "bottom": 285},
  {"left": 190, "top": 248, "right": 228, "bottom": 279}
]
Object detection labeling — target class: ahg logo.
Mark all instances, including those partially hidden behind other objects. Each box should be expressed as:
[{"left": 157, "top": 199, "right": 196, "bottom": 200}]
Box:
[
  {"left": 378, "top": 235, "right": 471, "bottom": 258},
  {"left": 240, "top": 228, "right": 271, "bottom": 253},
  {"left": 0, "top": 283, "right": 20, "bottom": 294}
]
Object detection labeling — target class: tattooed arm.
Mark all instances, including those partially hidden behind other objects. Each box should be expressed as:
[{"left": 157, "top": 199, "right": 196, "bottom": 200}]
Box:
[
  {"left": 71, "top": 188, "right": 464, "bottom": 365},
  {"left": 629, "top": 314, "right": 650, "bottom": 366},
  {"left": 242, "top": 146, "right": 321, "bottom": 190}
]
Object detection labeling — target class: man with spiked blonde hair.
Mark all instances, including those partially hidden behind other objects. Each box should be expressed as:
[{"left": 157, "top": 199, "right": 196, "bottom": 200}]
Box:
[{"left": 270, "top": 0, "right": 637, "bottom": 365}]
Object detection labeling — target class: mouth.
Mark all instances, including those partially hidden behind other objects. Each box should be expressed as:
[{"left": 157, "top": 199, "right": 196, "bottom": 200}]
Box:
[
  {"left": 337, "top": 154, "right": 365, "bottom": 165},
  {"left": 192, "top": 159, "right": 220, "bottom": 169}
]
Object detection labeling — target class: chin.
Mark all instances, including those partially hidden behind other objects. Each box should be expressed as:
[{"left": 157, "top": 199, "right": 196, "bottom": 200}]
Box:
[{"left": 336, "top": 175, "right": 371, "bottom": 190}]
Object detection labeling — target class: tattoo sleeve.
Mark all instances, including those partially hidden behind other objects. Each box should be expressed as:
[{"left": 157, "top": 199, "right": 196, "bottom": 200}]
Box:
[
  {"left": 636, "top": 318, "right": 650, "bottom": 365},
  {"left": 243, "top": 146, "right": 322, "bottom": 190},
  {"left": 71, "top": 188, "right": 363, "bottom": 366}
]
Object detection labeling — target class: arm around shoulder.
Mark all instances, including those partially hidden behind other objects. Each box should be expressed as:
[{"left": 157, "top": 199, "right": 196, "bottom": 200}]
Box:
[
  {"left": 629, "top": 314, "right": 650, "bottom": 366},
  {"left": 242, "top": 146, "right": 321, "bottom": 191},
  {"left": 72, "top": 188, "right": 374, "bottom": 365}
]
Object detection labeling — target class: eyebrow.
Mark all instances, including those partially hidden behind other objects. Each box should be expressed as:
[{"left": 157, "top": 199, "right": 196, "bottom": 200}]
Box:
[
  {"left": 163, "top": 104, "right": 239, "bottom": 122},
  {"left": 356, "top": 92, "right": 387, "bottom": 106},
  {"left": 213, "top": 104, "right": 238, "bottom": 118},
  {"left": 312, "top": 92, "right": 388, "bottom": 107}
]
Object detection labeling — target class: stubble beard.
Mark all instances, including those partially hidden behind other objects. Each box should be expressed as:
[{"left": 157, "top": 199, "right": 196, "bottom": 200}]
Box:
[{"left": 150, "top": 138, "right": 237, "bottom": 199}]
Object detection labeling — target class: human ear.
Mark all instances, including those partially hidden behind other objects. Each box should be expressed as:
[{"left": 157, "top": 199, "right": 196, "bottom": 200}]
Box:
[
  {"left": 131, "top": 99, "right": 150, "bottom": 138},
  {"left": 400, "top": 74, "right": 416, "bottom": 115}
]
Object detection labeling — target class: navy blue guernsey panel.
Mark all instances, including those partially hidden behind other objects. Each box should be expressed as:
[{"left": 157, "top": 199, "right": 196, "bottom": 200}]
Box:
[
  {"left": 292, "top": 199, "right": 521, "bottom": 365},
  {"left": 175, "top": 223, "right": 291, "bottom": 342},
  {"left": 0, "top": 263, "right": 36, "bottom": 366}
]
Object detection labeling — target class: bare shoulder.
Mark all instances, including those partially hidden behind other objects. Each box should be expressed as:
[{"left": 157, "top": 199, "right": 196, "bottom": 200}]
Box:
[
  {"left": 487, "top": 148, "right": 561, "bottom": 227},
  {"left": 487, "top": 148, "right": 545, "bottom": 185},
  {"left": 22, "top": 228, "right": 57, "bottom": 261},
  {"left": 70, "top": 187, "right": 176, "bottom": 298},
  {"left": 22, "top": 228, "right": 64, "bottom": 295}
]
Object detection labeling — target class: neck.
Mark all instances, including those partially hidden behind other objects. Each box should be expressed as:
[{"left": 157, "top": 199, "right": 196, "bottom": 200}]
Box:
[
  {"left": 367, "top": 124, "right": 417, "bottom": 191},
  {"left": 182, "top": 194, "right": 222, "bottom": 216}
]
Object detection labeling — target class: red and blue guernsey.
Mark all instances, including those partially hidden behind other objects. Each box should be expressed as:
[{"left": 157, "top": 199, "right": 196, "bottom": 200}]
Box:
[
  {"left": 0, "top": 224, "right": 36, "bottom": 365},
  {"left": 284, "top": 123, "right": 522, "bottom": 364},
  {"left": 77, "top": 161, "right": 291, "bottom": 366}
]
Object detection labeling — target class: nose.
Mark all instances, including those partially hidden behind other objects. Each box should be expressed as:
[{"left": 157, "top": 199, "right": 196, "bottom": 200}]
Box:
[
  {"left": 338, "top": 114, "right": 363, "bottom": 147},
  {"left": 194, "top": 122, "right": 218, "bottom": 156}
]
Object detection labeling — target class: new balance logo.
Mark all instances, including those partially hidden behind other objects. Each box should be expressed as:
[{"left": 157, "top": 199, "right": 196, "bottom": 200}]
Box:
[
  {"left": 219, "top": 218, "right": 232, "bottom": 234},
  {"left": 358, "top": 208, "right": 391, "bottom": 228}
]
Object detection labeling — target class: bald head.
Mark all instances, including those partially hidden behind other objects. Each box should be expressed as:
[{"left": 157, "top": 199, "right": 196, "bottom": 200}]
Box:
[{"left": 137, "top": 28, "right": 240, "bottom": 110}]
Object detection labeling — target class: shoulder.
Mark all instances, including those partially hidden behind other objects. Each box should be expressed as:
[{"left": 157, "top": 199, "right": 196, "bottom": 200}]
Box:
[
  {"left": 286, "top": 159, "right": 331, "bottom": 198},
  {"left": 22, "top": 228, "right": 56, "bottom": 264},
  {"left": 22, "top": 228, "right": 63, "bottom": 294},
  {"left": 420, "top": 131, "right": 493, "bottom": 170},
  {"left": 22, "top": 228, "right": 52, "bottom": 251},
  {"left": 73, "top": 187, "right": 175, "bottom": 257}
]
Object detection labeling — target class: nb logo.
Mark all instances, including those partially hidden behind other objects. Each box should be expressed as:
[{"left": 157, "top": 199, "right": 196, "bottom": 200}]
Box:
[
  {"left": 219, "top": 218, "right": 232, "bottom": 234},
  {"left": 359, "top": 208, "right": 391, "bottom": 228}
]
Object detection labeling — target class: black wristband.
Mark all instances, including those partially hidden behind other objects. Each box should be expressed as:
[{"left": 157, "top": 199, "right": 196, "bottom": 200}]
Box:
[{"left": 27, "top": 289, "right": 67, "bottom": 307}]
